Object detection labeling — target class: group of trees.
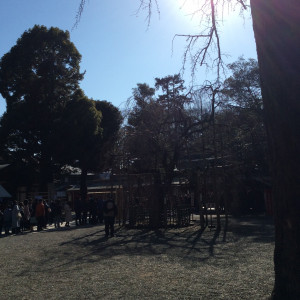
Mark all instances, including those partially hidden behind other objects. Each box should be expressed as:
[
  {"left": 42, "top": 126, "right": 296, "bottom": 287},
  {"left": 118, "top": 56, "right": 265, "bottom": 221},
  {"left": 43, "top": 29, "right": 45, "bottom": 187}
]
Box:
[
  {"left": 2, "top": 0, "right": 294, "bottom": 298},
  {"left": 2, "top": 0, "right": 300, "bottom": 295},
  {"left": 0, "top": 24, "right": 265, "bottom": 220},
  {"left": 120, "top": 58, "right": 267, "bottom": 222},
  {"left": 0, "top": 25, "right": 122, "bottom": 200},
  {"left": 117, "top": 1, "right": 300, "bottom": 297}
]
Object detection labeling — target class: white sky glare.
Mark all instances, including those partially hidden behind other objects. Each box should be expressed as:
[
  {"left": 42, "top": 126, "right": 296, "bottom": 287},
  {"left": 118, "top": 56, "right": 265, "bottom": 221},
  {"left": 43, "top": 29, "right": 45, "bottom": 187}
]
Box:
[{"left": 0, "top": 0, "right": 257, "bottom": 117}]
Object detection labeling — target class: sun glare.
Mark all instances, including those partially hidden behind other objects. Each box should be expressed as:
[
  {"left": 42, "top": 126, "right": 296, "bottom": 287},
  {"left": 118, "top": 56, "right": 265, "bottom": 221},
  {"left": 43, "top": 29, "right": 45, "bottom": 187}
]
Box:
[
  {"left": 173, "top": 0, "right": 232, "bottom": 26},
  {"left": 178, "top": 0, "right": 211, "bottom": 19}
]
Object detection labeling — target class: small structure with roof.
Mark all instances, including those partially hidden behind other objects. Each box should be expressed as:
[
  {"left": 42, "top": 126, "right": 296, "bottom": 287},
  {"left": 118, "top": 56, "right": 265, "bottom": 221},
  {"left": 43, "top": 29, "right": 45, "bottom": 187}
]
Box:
[{"left": 0, "top": 184, "right": 12, "bottom": 201}]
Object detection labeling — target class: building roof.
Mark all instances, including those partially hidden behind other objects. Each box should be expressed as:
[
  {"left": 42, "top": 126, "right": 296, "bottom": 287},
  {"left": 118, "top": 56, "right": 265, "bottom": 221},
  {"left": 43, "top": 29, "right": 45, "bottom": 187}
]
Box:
[
  {"left": 0, "top": 185, "right": 12, "bottom": 198},
  {"left": 67, "top": 184, "right": 122, "bottom": 192},
  {"left": 0, "top": 164, "right": 10, "bottom": 171}
]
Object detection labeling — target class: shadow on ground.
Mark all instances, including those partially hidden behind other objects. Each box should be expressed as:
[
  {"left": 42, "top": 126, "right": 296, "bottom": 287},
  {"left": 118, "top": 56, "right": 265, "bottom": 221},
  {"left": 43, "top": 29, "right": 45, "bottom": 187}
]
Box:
[{"left": 33, "top": 214, "right": 275, "bottom": 271}]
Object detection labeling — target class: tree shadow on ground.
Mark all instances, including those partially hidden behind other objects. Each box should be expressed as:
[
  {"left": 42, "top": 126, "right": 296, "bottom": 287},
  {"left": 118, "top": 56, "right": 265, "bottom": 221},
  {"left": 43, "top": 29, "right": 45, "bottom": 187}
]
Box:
[
  {"left": 16, "top": 215, "right": 274, "bottom": 276},
  {"left": 228, "top": 215, "right": 274, "bottom": 243}
]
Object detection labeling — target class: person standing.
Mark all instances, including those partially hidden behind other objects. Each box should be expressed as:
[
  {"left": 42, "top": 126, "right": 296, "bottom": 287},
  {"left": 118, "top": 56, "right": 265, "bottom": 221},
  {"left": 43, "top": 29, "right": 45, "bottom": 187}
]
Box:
[
  {"left": 97, "top": 198, "right": 104, "bottom": 224},
  {"left": 29, "top": 199, "right": 37, "bottom": 231},
  {"left": 3, "top": 204, "right": 12, "bottom": 235},
  {"left": 81, "top": 199, "right": 88, "bottom": 225},
  {"left": 53, "top": 200, "right": 62, "bottom": 228},
  {"left": 43, "top": 200, "right": 50, "bottom": 228},
  {"left": 89, "top": 198, "right": 97, "bottom": 225},
  {"left": 64, "top": 201, "right": 72, "bottom": 227},
  {"left": 103, "top": 197, "right": 118, "bottom": 238},
  {"left": 12, "top": 201, "right": 21, "bottom": 234},
  {"left": 0, "top": 204, "right": 4, "bottom": 237},
  {"left": 35, "top": 199, "right": 45, "bottom": 231},
  {"left": 18, "top": 202, "right": 25, "bottom": 232},
  {"left": 74, "top": 197, "right": 82, "bottom": 226},
  {"left": 23, "top": 200, "right": 31, "bottom": 231}
]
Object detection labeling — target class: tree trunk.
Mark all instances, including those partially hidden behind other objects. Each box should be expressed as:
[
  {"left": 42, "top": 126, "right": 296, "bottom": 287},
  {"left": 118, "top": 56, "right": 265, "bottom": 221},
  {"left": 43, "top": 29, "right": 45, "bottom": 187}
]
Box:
[
  {"left": 150, "top": 173, "right": 163, "bottom": 228},
  {"left": 80, "top": 167, "right": 88, "bottom": 202},
  {"left": 250, "top": 1, "right": 300, "bottom": 298},
  {"left": 212, "top": 90, "right": 221, "bottom": 229},
  {"left": 39, "top": 141, "right": 53, "bottom": 193}
]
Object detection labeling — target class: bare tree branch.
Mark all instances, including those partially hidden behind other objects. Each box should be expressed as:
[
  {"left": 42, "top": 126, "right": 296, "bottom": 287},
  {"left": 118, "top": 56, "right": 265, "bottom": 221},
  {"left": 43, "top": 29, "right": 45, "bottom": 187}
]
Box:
[
  {"left": 73, "top": 0, "right": 248, "bottom": 79},
  {"left": 236, "top": 0, "right": 248, "bottom": 10},
  {"left": 73, "top": 0, "right": 87, "bottom": 30},
  {"left": 136, "top": 0, "right": 160, "bottom": 28},
  {"left": 172, "top": 0, "right": 248, "bottom": 79}
]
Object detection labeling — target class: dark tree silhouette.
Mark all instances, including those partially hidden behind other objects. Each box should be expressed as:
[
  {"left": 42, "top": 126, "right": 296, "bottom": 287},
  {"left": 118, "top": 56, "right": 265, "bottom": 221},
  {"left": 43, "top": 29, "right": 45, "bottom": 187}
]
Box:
[
  {"left": 53, "top": 91, "right": 122, "bottom": 202},
  {"left": 0, "top": 25, "right": 84, "bottom": 190}
]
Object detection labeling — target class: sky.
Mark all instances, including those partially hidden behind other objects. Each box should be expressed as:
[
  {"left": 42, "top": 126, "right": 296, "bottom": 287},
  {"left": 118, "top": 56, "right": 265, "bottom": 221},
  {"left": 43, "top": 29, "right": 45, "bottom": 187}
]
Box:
[{"left": 0, "top": 0, "right": 257, "bottom": 117}]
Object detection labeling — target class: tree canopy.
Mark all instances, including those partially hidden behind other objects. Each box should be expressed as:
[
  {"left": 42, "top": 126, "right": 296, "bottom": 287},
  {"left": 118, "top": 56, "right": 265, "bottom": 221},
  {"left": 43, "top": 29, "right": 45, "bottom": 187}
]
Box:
[
  {"left": 53, "top": 90, "right": 122, "bottom": 200},
  {"left": 125, "top": 74, "right": 192, "bottom": 177},
  {"left": 0, "top": 25, "right": 84, "bottom": 188}
]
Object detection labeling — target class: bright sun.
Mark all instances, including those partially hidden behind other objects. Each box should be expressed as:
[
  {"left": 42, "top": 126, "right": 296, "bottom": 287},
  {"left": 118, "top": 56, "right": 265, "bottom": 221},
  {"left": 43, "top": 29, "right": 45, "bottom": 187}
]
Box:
[
  {"left": 175, "top": 0, "right": 214, "bottom": 26},
  {"left": 174, "top": 0, "right": 233, "bottom": 27},
  {"left": 177, "top": 0, "right": 211, "bottom": 16}
]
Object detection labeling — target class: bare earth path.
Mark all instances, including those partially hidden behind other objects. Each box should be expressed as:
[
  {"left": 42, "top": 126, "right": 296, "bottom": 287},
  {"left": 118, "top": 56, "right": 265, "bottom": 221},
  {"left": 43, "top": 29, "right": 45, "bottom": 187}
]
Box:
[{"left": 0, "top": 215, "right": 274, "bottom": 300}]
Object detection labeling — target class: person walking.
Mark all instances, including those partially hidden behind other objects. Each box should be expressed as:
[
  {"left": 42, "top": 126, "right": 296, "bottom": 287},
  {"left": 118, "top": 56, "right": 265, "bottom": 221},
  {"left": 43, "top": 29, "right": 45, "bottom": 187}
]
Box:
[{"left": 103, "top": 197, "right": 118, "bottom": 238}]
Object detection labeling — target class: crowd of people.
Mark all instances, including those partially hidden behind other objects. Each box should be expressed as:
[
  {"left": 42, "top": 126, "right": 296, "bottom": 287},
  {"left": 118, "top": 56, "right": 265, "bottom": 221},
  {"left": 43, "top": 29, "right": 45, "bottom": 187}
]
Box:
[{"left": 0, "top": 196, "right": 118, "bottom": 238}]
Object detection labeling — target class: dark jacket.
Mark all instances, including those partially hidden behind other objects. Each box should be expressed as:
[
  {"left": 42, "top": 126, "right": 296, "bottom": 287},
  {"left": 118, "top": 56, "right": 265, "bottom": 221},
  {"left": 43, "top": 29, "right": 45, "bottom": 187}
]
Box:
[{"left": 103, "top": 200, "right": 118, "bottom": 218}]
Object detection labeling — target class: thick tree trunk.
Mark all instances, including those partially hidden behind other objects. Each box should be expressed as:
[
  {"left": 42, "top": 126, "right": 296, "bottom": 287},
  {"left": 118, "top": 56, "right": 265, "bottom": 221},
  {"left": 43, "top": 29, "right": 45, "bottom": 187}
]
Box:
[{"left": 250, "top": 1, "right": 300, "bottom": 298}]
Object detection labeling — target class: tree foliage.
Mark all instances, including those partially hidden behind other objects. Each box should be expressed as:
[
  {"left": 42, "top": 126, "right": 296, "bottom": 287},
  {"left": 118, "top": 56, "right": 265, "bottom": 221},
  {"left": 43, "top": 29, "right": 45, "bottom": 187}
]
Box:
[
  {"left": 223, "top": 57, "right": 261, "bottom": 110},
  {"left": 0, "top": 25, "right": 83, "bottom": 109},
  {"left": 125, "top": 74, "right": 192, "bottom": 180},
  {"left": 53, "top": 90, "right": 122, "bottom": 200},
  {"left": 53, "top": 90, "right": 102, "bottom": 168},
  {"left": 93, "top": 99, "right": 123, "bottom": 171},
  {"left": 0, "top": 25, "right": 84, "bottom": 188},
  {"left": 221, "top": 57, "right": 266, "bottom": 171},
  {"left": 188, "top": 58, "right": 267, "bottom": 207}
]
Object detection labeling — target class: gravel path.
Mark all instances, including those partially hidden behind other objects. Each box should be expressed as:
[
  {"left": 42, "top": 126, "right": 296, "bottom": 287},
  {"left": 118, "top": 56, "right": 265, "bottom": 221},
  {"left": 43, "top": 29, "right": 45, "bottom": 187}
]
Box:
[{"left": 0, "top": 215, "right": 274, "bottom": 300}]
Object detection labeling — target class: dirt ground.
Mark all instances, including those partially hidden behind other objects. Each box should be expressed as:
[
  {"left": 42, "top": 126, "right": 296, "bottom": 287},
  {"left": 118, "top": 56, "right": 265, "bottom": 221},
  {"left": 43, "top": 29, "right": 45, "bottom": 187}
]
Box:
[{"left": 0, "top": 215, "right": 274, "bottom": 300}]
